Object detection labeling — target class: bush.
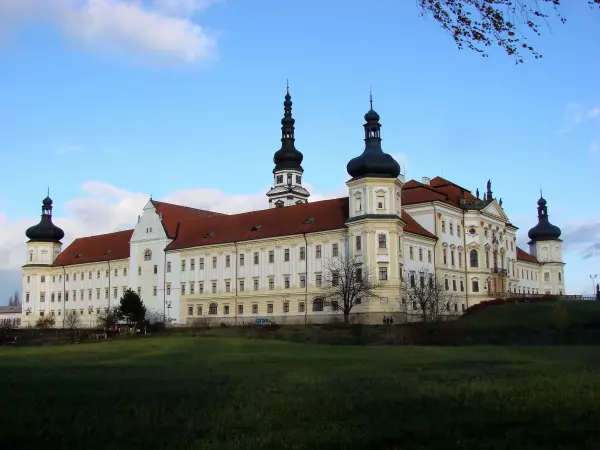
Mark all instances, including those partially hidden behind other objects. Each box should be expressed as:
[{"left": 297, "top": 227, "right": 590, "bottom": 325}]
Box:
[{"left": 465, "top": 296, "right": 557, "bottom": 315}]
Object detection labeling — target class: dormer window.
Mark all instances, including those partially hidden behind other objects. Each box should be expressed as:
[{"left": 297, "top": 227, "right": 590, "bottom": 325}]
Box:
[
  {"left": 276, "top": 175, "right": 283, "bottom": 184},
  {"left": 275, "top": 200, "right": 284, "bottom": 208}
]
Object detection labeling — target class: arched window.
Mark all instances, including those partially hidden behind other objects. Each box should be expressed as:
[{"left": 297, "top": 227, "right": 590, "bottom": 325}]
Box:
[
  {"left": 312, "top": 298, "right": 324, "bottom": 312},
  {"left": 144, "top": 249, "right": 152, "bottom": 261},
  {"left": 472, "top": 278, "right": 480, "bottom": 292},
  {"left": 209, "top": 303, "right": 218, "bottom": 315},
  {"left": 470, "top": 249, "right": 478, "bottom": 268}
]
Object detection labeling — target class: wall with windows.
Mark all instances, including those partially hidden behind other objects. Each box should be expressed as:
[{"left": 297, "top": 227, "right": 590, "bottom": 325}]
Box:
[
  {"left": 515, "top": 261, "right": 540, "bottom": 295},
  {"left": 129, "top": 200, "right": 172, "bottom": 319},
  {"left": 21, "top": 259, "right": 130, "bottom": 327}
]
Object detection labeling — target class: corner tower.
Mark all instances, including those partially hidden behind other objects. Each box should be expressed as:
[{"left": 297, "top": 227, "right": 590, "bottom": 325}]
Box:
[
  {"left": 527, "top": 194, "right": 565, "bottom": 294},
  {"left": 266, "top": 83, "right": 310, "bottom": 208},
  {"left": 24, "top": 193, "right": 65, "bottom": 265}
]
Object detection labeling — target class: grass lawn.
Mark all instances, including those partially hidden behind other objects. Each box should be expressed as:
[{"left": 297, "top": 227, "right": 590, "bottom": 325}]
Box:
[{"left": 1, "top": 337, "right": 600, "bottom": 450}]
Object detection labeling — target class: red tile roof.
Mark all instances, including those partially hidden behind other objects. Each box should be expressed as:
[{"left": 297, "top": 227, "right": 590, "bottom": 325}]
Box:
[
  {"left": 53, "top": 198, "right": 438, "bottom": 266},
  {"left": 152, "top": 200, "right": 225, "bottom": 238},
  {"left": 516, "top": 247, "right": 539, "bottom": 264},
  {"left": 402, "top": 177, "right": 479, "bottom": 209},
  {"left": 53, "top": 230, "right": 134, "bottom": 267},
  {"left": 168, "top": 197, "right": 437, "bottom": 251}
]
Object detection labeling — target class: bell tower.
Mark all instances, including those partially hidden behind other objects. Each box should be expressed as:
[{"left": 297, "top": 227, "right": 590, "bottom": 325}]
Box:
[{"left": 266, "top": 82, "right": 310, "bottom": 208}]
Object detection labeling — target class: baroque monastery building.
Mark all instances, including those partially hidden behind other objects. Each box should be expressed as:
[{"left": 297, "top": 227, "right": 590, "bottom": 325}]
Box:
[{"left": 20, "top": 89, "right": 566, "bottom": 327}]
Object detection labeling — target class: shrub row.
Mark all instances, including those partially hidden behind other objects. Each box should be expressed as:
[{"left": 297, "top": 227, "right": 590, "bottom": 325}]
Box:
[{"left": 464, "top": 295, "right": 558, "bottom": 315}]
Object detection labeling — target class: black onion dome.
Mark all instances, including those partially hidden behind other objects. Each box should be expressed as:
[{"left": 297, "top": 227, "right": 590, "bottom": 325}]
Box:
[
  {"left": 26, "top": 196, "right": 65, "bottom": 242},
  {"left": 527, "top": 195, "right": 561, "bottom": 241},
  {"left": 273, "top": 86, "right": 304, "bottom": 173},
  {"left": 347, "top": 103, "right": 400, "bottom": 180}
]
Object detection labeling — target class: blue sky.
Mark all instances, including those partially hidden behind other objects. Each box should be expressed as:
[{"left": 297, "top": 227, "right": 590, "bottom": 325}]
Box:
[{"left": 0, "top": 0, "right": 599, "bottom": 303}]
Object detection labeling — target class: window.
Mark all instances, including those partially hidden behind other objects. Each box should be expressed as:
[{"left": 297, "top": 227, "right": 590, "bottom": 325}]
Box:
[
  {"left": 428, "top": 250, "right": 432, "bottom": 263},
  {"left": 355, "top": 236, "right": 361, "bottom": 251},
  {"left": 376, "top": 195, "right": 385, "bottom": 209},
  {"left": 299, "top": 302, "right": 305, "bottom": 313},
  {"left": 212, "top": 282, "right": 217, "bottom": 293},
  {"left": 315, "top": 245, "right": 322, "bottom": 258},
  {"left": 378, "top": 234, "right": 387, "bottom": 249},
  {"left": 253, "top": 279, "right": 259, "bottom": 291},
  {"left": 284, "top": 249, "right": 290, "bottom": 261},
  {"left": 450, "top": 223, "right": 454, "bottom": 235},
  {"left": 558, "top": 272, "right": 562, "bottom": 282},
  {"left": 458, "top": 252, "right": 462, "bottom": 268},
  {"left": 57, "top": 292, "right": 61, "bottom": 302},
  {"left": 355, "top": 268, "right": 362, "bottom": 281},
  {"left": 410, "top": 273, "right": 415, "bottom": 288},
  {"left": 144, "top": 249, "right": 152, "bottom": 261},
  {"left": 300, "top": 247, "right": 306, "bottom": 260},
  {"left": 316, "top": 274, "right": 322, "bottom": 287},
  {"left": 188, "top": 306, "right": 193, "bottom": 316},
  {"left": 88, "top": 271, "right": 92, "bottom": 280},
  {"left": 123, "top": 267, "right": 128, "bottom": 276},
  {"left": 254, "top": 252, "right": 259, "bottom": 264},
  {"left": 313, "top": 298, "right": 324, "bottom": 311},
  {"left": 460, "top": 280, "right": 464, "bottom": 292},
  {"left": 199, "top": 258, "right": 205, "bottom": 270},
  {"left": 276, "top": 175, "right": 283, "bottom": 184},
  {"left": 239, "top": 280, "right": 245, "bottom": 292},
  {"left": 485, "top": 250, "right": 490, "bottom": 269},
  {"left": 114, "top": 287, "right": 118, "bottom": 298},
  {"left": 332, "top": 244, "right": 339, "bottom": 257},
  {"left": 409, "top": 246, "right": 414, "bottom": 260},
  {"left": 40, "top": 293, "right": 46, "bottom": 302},
  {"left": 285, "top": 277, "right": 290, "bottom": 289},
  {"left": 238, "top": 304, "right": 244, "bottom": 315},
  {"left": 65, "top": 274, "right": 69, "bottom": 282},
  {"left": 209, "top": 303, "right": 217, "bottom": 315},
  {"left": 544, "top": 272, "right": 550, "bottom": 282},
  {"left": 267, "top": 303, "right": 274, "bottom": 314},
  {"left": 225, "top": 281, "right": 230, "bottom": 292},
  {"left": 451, "top": 251, "right": 455, "bottom": 266},
  {"left": 225, "top": 255, "right": 230, "bottom": 267},
  {"left": 379, "top": 267, "right": 388, "bottom": 281},
  {"left": 190, "top": 259, "right": 195, "bottom": 270},
  {"left": 153, "top": 286, "right": 157, "bottom": 296},
  {"left": 300, "top": 275, "right": 306, "bottom": 288},
  {"left": 166, "top": 284, "right": 171, "bottom": 295},
  {"left": 284, "top": 302, "right": 289, "bottom": 313},
  {"left": 240, "top": 254, "right": 245, "bottom": 266},
  {"left": 181, "top": 260, "right": 186, "bottom": 271},
  {"left": 29, "top": 250, "right": 33, "bottom": 262},
  {"left": 196, "top": 305, "right": 202, "bottom": 316},
  {"left": 269, "top": 278, "right": 274, "bottom": 290},
  {"left": 452, "top": 279, "right": 457, "bottom": 291},
  {"left": 472, "top": 279, "right": 479, "bottom": 292},
  {"left": 137, "top": 287, "right": 141, "bottom": 297},
  {"left": 199, "top": 283, "right": 204, "bottom": 294},
  {"left": 296, "top": 175, "right": 301, "bottom": 184},
  {"left": 252, "top": 304, "right": 258, "bottom": 314},
  {"left": 356, "top": 297, "right": 362, "bottom": 305},
  {"left": 442, "top": 221, "right": 446, "bottom": 233},
  {"left": 418, "top": 248, "right": 423, "bottom": 261},
  {"left": 208, "top": 257, "right": 215, "bottom": 269},
  {"left": 167, "top": 262, "right": 171, "bottom": 273},
  {"left": 268, "top": 250, "right": 274, "bottom": 263},
  {"left": 355, "top": 195, "right": 362, "bottom": 212},
  {"left": 457, "top": 225, "right": 461, "bottom": 236},
  {"left": 73, "top": 291, "right": 77, "bottom": 301},
  {"left": 181, "top": 284, "right": 186, "bottom": 295},
  {"left": 154, "top": 265, "right": 158, "bottom": 274},
  {"left": 138, "top": 266, "right": 142, "bottom": 276},
  {"left": 443, "top": 249, "right": 447, "bottom": 265},
  {"left": 470, "top": 250, "right": 479, "bottom": 267},
  {"left": 332, "top": 272, "right": 339, "bottom": 286},
  {"left": 223, "top": 305, "right": 230, "bottom": 315},
  {"left": 331, "top": 301, "right": 339, "bottom": 311}
]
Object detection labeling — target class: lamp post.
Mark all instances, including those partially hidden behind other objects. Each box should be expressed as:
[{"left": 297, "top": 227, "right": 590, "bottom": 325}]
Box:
[
  {"left": 88, "top": 305, "right": 93, "bottom": 328},
  {"left": 591, "top": 274, "right": 599, "bottom": 297},
  {"left": 166, "top": 300, "right": 172, "bottom": 324},
  {"left": 281, "top": 293, "right": 289, "bottom": 325}
]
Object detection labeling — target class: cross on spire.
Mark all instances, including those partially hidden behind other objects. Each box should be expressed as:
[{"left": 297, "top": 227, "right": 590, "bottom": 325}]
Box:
[{"left": 369, "top": 86, "right": 373, "bottom": 110}]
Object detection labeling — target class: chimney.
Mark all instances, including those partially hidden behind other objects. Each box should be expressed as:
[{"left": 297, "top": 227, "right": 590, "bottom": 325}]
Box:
[{"left": 422, "top": 177, "right": 430, "bottom": 186}]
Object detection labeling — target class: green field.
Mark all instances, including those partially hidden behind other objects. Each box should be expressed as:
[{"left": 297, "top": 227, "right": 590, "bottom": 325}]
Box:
[{"left": 1, "top": 337, "right": 600, "bottom": 449}]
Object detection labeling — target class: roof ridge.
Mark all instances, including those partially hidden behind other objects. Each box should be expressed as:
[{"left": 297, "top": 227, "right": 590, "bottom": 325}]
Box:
[{"left": 152, "top": 199, "right": 226, "bottom": 216}]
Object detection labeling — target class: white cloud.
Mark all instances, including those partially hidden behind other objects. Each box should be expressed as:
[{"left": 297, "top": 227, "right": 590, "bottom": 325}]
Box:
[
  {"left": 558, "top": 103, "right": 600, "bottom": 134},
  {"left": 0, "top": 180, "right": 348, "bottom": 272},
  {"left": 55, "top": 144, "right": 84, "bottom": 155},
  {"left": 591, "top": 141, "right": 599, "bottom": 154},
  {"left": 0, "top": 0, "right": 219, "bottom": 63}
]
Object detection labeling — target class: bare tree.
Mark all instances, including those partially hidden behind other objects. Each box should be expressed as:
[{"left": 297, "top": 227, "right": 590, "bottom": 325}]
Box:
[
  {"left": 63, "top": 310, "right": 81, "bottom": 330},
  {"left": 419, "top": 0, "right": 600, "bottom": 63},
  {"left": 319, "top": 255, "right": 381, "bottom": 324},
  {"left": 399, "top": 268, "right": 459, "bottom": 322},
  {"left": 97, "top": 307, "right": 121, "bottom": 331},
  {"left": 35, "top": 315, "right": 55, "bottom": 329}
]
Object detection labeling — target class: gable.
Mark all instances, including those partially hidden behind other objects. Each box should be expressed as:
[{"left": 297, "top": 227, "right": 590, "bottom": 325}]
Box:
[{"left": 482, "top": 200, "right": 508, "bottom": 220}]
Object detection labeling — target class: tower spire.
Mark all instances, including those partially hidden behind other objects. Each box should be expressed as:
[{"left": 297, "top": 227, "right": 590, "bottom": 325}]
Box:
[{"left": 369, "top": 86, "right": 373, "bottom": 110}]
